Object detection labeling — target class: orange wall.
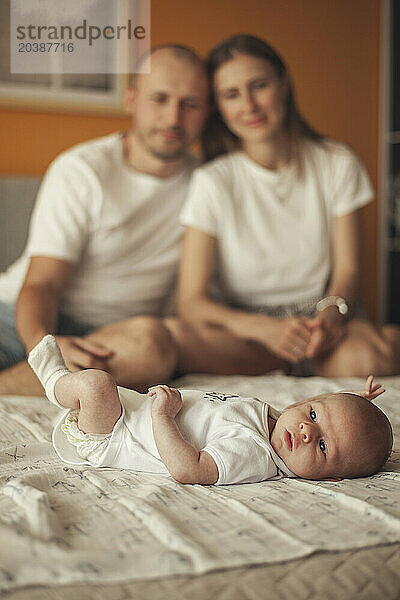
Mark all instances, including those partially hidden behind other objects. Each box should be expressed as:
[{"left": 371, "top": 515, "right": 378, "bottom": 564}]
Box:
[{"left": 0, "top": 0, "right": 381, "bottom": 317}]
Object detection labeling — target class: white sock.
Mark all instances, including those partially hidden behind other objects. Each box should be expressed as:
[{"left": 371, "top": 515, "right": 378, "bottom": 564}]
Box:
[{"left": 28, "top": 335, "right": 70, "bottom": 408}]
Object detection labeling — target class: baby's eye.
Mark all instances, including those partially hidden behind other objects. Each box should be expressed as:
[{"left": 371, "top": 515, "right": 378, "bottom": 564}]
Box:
[
  {"left": 310, "top": 409, "right": 317, "bottom": 422},
  {"left": 319, "top": 440, "right": 326, "bottom": 454}
]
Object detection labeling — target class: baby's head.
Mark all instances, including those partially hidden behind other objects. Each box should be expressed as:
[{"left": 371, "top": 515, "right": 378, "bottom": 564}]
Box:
[{"left": 270, "top": 391, "right": 393, "bottom": 480}]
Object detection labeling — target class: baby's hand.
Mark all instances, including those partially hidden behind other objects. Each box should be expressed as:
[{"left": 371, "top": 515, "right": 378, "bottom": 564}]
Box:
[
  {"left": 149, "top": 385, "right": 183, "bottom": 419},
  {"left": 356, "top": 375, "right": 385, "bottom": 401}
]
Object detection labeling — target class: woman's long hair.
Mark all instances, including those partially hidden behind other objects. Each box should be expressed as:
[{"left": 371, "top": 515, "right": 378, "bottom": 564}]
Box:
[{"left": 202, "top": 34, "right": 324, "bottom": 166}]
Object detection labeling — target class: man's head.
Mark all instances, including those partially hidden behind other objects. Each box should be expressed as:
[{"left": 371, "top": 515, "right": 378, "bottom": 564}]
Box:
[
  {"left": 270, "top": 392, "right": 393, "bottom": 480},
  {"left": 126, "top": 45, "right": 209, "bottom": 166}
]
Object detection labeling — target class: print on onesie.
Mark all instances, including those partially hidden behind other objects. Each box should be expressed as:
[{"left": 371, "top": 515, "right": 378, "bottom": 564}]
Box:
[{"left": 204, "top": 392, "right": 240, "bottom": 403}]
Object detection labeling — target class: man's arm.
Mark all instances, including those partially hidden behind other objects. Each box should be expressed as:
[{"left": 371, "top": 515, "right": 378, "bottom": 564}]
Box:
[
  {"left": 150, "top": 385, "right": 219, "bottom": 485},
  {"left": 16, "top": 256, "right": 72, "bottom": 351},
  {"left": 16, "top": 256, "right": 112, "bottom": 370}
]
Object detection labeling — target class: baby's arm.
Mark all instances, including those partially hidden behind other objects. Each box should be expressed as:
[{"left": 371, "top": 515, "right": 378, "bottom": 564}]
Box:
[{"left": 150, "top": 385, "right": 218, "bottom": 485}]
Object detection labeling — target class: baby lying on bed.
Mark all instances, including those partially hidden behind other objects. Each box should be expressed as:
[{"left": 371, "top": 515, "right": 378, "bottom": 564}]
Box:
[{"left": 28, "top": 335, "right": 393, "bottom": 485}]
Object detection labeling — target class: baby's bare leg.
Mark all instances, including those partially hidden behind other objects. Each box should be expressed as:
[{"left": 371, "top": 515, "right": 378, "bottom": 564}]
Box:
[
  {"left": 28, "top": 335, "right": 121, "bottom": 434},
  {"left": 61, "top": 369, "right": 122, "bottom": 434}
]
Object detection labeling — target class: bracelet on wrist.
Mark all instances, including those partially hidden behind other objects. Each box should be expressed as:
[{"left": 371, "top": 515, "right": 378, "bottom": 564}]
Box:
[{"left": 316, "top": 296, "right": 349, "bottom": 316}]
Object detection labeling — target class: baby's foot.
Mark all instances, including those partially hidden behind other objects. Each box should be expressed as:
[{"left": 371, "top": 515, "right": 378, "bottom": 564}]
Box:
[{"left": 28, "top": 335, "right": 70, "bottom": 407}]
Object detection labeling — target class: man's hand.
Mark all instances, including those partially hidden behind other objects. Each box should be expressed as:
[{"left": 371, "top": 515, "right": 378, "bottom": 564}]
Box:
[
  {"left": 149, "top": 385, "right": 183, "bottom": 419},
  {"left": 55, "top": 336, "right": 113, "bottom": 371},
  {"left": 305, "top": 308, "right": 347, "bottom": 359}
]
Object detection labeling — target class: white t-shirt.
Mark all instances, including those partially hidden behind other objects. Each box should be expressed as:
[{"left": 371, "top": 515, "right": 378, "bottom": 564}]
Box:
[
  {"left": 52, "top": 388, "right": 295, "bottom": 485},
  {"left": 0, "top": 133, "right": 197, "bottom": 327},
  {"left": 180, "top": 140, "right": 374, "bottom": 308}
]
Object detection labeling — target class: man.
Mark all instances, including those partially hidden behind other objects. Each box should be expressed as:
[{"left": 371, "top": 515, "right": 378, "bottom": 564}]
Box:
[{"left": 0, "top": 45, "right": 209, "bottom": 395}]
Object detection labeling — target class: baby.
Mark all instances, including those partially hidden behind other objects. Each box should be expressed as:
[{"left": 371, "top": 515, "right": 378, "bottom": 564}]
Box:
[{"left": 28, "top": 335, "right": 393, "bottom": 486}]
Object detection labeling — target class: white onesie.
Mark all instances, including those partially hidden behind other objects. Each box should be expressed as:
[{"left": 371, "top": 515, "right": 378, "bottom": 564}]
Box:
[
  {"left": 53, "top": 388, "right": 295, "bottom": 485},
  {"left": 28, "top": 335, "right": 294, "bottom": 485}
]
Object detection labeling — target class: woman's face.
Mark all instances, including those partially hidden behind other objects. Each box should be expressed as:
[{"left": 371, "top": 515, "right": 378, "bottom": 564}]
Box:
[{"left": 213, "top": 53, "right": 288, "bottom": 146}]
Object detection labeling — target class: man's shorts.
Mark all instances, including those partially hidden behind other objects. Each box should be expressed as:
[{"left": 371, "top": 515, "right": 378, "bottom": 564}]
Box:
[{"left": 0, "top": 301, "right": 94, "bottom": 371}]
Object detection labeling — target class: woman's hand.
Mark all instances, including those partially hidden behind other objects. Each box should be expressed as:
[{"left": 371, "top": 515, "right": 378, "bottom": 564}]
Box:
[
  {"left": 253, "top": 315, "right": 314, "bottom": 363},
  {"left": 305, "top": 307, "right": 347, "bottom": 359},
  {"left": 149, "top": 385, "right": 183, "bottom": 419}
]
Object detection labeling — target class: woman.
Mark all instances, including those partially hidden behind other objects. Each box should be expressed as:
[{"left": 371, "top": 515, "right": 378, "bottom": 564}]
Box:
[{"left": 174, "top": 34, "right": 400, "bottom": 377}]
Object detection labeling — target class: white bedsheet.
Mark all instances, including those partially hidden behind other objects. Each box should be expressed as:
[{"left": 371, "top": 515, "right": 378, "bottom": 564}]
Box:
[{"left": 0, "top": 374, "right": 399, "bottom": 594}]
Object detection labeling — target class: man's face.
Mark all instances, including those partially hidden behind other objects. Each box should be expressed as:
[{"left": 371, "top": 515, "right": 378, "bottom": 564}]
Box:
[
  {"left": 270, "top": 393, "right": 370, "bottom": 480},
  {"left": 127, "top": 49, "right": 209, "bottom": 161}
]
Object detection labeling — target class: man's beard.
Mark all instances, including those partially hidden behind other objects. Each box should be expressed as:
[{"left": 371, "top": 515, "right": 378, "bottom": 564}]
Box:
[
  {"left": 139, "top": 128, "right": 188, "bottom": 162},
  {"left": 148, "top": 145, "right": 186, "bottom": 161}
]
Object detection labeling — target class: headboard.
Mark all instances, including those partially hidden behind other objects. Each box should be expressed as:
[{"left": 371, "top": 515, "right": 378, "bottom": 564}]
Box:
[{"left": 0, "top": 176, "right": 41, "bottom": 272}]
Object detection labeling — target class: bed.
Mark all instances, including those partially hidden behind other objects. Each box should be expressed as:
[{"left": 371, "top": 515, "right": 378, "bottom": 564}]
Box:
[{"left": 1, "top": 372, "right": 400, "bottom": 600}]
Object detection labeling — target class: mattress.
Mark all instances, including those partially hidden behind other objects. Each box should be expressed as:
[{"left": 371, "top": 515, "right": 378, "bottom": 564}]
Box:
[{"left": 1, "top": 373, "right": 400, "bottom": 600}]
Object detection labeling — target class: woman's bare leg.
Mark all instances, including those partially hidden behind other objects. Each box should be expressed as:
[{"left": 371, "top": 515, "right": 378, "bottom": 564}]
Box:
[
  {"left": 164, "top": 318, "right": 286, "bottom": 375},
  {"left": 312, "top": 319, "right": 400, "bottom": 377},
  {"left": 85, "top": 316, "right": 285, "bottom": 388}
]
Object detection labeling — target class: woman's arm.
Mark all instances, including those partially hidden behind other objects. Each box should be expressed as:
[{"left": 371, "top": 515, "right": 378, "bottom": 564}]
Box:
[
  {"left": 178, "top": 227, "right": 249, "bottom": 333},
  {"left": 178, "top": 227, "right": 313, "bottom": 363},
  {"left": 306, "top": 210, "right": 361, "bottom": 358},
  {"left": 150, "top": 385, "right": 219, "bottom": 485},
  {"left": 326, "top": 209, "right": 360, "bottom": 304}
]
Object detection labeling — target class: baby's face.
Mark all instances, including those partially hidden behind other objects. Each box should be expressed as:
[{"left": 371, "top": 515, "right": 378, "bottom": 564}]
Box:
[{"left": 270, "top": 393, "right": 370, "bottom": 480}]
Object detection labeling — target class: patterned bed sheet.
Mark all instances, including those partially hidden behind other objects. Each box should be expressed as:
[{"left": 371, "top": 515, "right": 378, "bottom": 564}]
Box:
[{"left": 1, "top": 373, "right": 400, "bottom": 599}]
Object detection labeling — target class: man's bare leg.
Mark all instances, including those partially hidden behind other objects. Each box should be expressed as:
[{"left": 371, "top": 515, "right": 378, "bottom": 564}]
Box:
[
  {"left": 85, "top": 316, "right": 179, "bottom": 392},
  {"left": 0, "top": 315, "right": 179, "bottom": 396},
  {"left": 0, "top": 313, "right": 284, "bottom": 396},
  {"left": 313, "top": 319, "right": 400, "bottom": 377},
  {"left": 0, "top": 361, "right": 44, "bottom": 396}
]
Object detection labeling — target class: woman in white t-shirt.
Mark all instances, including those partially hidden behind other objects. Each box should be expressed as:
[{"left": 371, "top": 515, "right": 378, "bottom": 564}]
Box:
[{"left": 175, "top": 34, "right": 400, "bottom": 377}]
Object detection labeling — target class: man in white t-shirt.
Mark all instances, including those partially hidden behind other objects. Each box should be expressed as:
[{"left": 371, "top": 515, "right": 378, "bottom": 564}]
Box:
[{"left": 0, "top": 45, "right": 209, "bottom": 395}]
